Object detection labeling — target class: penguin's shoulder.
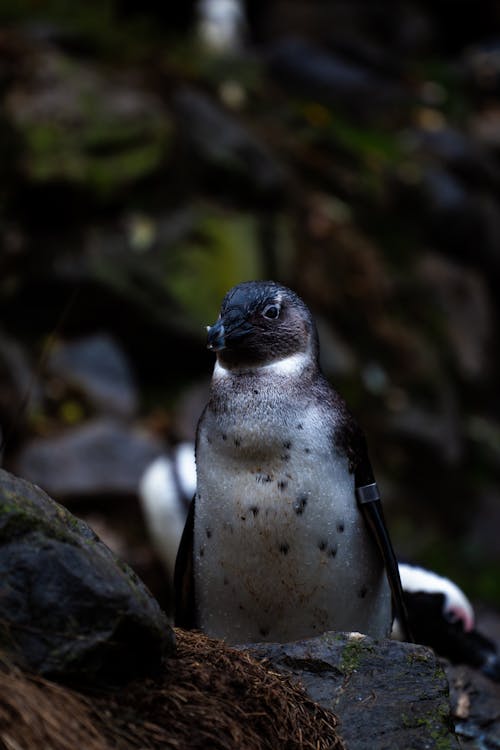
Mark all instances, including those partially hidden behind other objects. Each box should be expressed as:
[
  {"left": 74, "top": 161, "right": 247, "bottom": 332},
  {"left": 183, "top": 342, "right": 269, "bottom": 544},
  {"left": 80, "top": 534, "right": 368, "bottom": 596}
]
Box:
[{"left": 308, "top": 373, "right": 374, "bottom": 484}]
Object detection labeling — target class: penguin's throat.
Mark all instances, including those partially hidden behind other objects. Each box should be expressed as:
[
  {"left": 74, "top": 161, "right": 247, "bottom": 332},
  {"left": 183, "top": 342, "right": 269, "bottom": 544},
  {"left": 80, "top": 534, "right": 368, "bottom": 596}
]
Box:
[{"left": 214, "top": 350, "right": 311, "bottom": 379}]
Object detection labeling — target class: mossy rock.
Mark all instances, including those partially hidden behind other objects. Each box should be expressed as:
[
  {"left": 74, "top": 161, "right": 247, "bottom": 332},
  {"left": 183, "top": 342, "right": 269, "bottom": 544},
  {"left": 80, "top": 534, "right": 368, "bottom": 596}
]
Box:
[
  {"left": 250, "top": 631, "right": 459, "bottom": 749},
  {"left": 0, "top": 468, "right": 174, "bottom": 683}
]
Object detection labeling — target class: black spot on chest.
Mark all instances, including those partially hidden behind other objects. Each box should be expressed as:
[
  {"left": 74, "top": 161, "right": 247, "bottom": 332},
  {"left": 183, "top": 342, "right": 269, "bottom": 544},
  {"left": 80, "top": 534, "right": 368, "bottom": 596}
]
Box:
[
  {"left": 294, "top": 495, "right": 308, "bottom": 515},
  {"left": 318, "top": 539, "right": 337, "bottom": 558}
]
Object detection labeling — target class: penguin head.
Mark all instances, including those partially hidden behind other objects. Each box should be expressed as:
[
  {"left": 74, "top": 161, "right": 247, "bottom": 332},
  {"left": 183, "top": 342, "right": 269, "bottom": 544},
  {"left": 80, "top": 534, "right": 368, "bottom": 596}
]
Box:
[{"left": 207, "top": 281, "right": 318, "bottom": 369}]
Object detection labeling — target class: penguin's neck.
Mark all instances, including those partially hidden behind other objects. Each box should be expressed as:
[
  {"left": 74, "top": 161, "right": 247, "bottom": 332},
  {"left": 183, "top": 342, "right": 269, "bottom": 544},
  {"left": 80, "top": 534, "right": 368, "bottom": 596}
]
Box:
[
  {"left": 207, "top": 350, "right": 324, "bottom": 443},
  {"left": 213, "top": 350, "right": 312, "bottom": 381}
]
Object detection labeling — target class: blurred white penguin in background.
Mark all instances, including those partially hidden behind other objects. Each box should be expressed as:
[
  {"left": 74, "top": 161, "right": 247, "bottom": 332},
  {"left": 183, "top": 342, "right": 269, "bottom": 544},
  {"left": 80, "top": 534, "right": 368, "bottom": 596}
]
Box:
[
  {"left": 138, "top": 442, "right": 196, "bottom": 587},
  {"left": 197, "top": 0, "right": 245, "bottom": 52},
  {"left": 396, "top": 563, "right": 500, "bottom": 681},
  {"left": 396, "top": 563, "right": 475, "bottom": 636},
  {"left": 139, "top": 441, "right": 500, "bottom": 680}
]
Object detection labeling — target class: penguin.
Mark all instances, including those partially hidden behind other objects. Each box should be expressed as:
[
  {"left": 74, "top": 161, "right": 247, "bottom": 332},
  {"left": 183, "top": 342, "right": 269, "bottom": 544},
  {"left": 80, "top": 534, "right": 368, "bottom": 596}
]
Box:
[
  {"left": 144, "top": 441, "right": 500, "bottom": 677},
  {"left": 174, "top": 280, "right": 410, "bottom": 644},
  {"left": 138, "top": 443, "right": 196, "bottom": 586},
  {"left": 396, "top": 563, "right": 500, "bottom": 681}
]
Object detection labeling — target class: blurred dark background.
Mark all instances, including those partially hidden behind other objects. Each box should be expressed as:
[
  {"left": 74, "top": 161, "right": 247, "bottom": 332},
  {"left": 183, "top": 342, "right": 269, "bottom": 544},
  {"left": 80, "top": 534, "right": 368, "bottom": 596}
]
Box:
[{"left": 1, "top": 0, "right": 499, "bottom": 613}]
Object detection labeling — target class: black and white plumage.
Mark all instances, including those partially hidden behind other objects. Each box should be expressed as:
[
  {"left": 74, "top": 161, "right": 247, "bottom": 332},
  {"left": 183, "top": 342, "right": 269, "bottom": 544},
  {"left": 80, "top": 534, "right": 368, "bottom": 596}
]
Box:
[
  {"left": 140, "top": 444, "right": 500, "bottom": 678},
  {"left": 397, "top": 563, "right": 500, "bottom": 681},
  {"left": 138, "top": 443, "right": 196, "bottom": 585},
  {"left": 174, "top": 280, "right": 409, "bottom": 644}
]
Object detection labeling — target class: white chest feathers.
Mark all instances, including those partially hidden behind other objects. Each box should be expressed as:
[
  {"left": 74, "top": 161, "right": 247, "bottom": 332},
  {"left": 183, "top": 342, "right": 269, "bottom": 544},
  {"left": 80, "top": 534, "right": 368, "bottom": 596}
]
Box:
[{"left": 194, "top": 388, "right": 391, "bottom": 644}]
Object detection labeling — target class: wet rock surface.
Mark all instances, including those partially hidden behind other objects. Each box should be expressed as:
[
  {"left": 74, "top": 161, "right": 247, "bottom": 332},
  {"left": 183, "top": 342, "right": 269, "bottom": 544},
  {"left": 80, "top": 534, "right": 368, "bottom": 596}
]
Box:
[
  {"left": 250, "top": 631, "right": 459, "bottom": 750},
  {"left": 0, "top": 468, "right": 174, "bottom": 683}
]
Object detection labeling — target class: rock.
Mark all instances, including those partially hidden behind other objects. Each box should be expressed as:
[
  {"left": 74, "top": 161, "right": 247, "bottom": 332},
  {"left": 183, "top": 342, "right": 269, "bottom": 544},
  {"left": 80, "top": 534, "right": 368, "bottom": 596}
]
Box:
[
  {"left": 407, "top": 166, "right": 500, "bottom": 282},
  {"left": 47, "top": 334, "right": 139, "bottom": 419},
  {"left": 0, "top": 628, "right": 342, "bottom": 750},
  {"left": 469, "top": 105, "right": 500, "bottom": 150},
  {"left": 249, "top": 631, "right": 459, "bottom": 750},
  {"left": 465, "top": 487, "right": 500, "bottom": 565},
  {"left": 421, "top": 165, "right": 469, "bottom": 217},
  {"left": 387, "top": 395, "right": 463, "bottom": 466},
  {"left": 5, "top": 42, "right": 171, "bottom": 196},
  {"left": 410, "top": 126, "right": 500, "bottom": 189},
  {"left": 173, "top": 87, "right": 285, "bottom": 198},
  {"left": 446, "top": 662, "right": 500, "bottom": 748},
  {"left": 15, "top": 418, "right": 164, "bottom": 499},
  {"left": 416, "top": 252, "right": 492, "bottom": 380},
  {"left": 0, "top": 468, "right": 174, "bottom": 682},
  {"left": 0, "top": 331, "right": 41, "bottom": 452},
  {"left": 266, "top": 37, "right": 402, "bottom": 118},
  {"left": 464, "top": 41, "right": 500, "bottom": 97}
]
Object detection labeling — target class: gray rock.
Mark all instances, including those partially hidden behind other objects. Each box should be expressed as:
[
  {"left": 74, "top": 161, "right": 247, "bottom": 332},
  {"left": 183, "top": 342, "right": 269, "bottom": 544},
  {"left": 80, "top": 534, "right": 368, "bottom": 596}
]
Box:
[
  {"left": 416, "top": 253, "right": 492, "bottom": 381},
  {"left": 173, "top": 87, "right": 285, "bottom": 197},
  {"left": 0, "top": 467, "right": 174, "bottom": 682},
  {"left": 412, "top": 127, "right": 500, "bottom": 189},
  {"left": 415, "top": 167, "right": 500, "bottom": 281},
  {"left": 267, "top": 37, "right": 402, "bottom": 117},
  {"left": 47, "top": 334, "right": 139, "bottom": 418},
  {"left": 15, "top": 418, "right": 164, "bottom": 498},
  {"left": 446, "top": 662, "right": 500, "bottom": 748},
  {"left": 249, "top": 631, "right": 459, "bottom": 750},
  {"left": 0, "top": 332, "right": 41, "bottom": 456}
]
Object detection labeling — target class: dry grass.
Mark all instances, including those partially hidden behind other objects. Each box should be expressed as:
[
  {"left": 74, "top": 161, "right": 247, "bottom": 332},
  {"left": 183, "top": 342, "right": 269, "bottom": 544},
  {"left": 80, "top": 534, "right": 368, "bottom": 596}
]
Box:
[{"left": 0, "top": 629, "right": 344, "bottom": 750}]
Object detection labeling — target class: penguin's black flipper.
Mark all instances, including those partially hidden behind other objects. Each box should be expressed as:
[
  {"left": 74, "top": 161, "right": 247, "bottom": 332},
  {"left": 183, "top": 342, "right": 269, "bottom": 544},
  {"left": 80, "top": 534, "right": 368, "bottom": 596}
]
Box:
[
  {"left": 174, "top": 495, "right": 197, "bottom": 629},
  {"left": 359, "top": 491, "right": 413, "bottom": 642},
  {"left": 350, "top": 428, "right": 413, "bottom": 642}
]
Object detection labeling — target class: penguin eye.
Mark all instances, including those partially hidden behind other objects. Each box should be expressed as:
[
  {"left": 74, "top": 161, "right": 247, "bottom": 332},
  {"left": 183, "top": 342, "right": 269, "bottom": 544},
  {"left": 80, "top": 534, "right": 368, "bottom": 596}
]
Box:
[{"left": 262, "top": 303, "right": 281, "bottom": 320}]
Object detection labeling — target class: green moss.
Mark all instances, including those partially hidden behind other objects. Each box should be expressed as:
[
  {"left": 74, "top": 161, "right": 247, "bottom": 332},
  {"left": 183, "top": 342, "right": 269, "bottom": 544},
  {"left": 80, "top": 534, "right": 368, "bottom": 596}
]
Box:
[
  {"left": 0, "top": 0, "right": 166, "bottom": 61},
  {"left": 164, "top": 210, "right": 264, "bottom": 326},
  {"left": 21, "top": 116, "right": 170, "bottom": 197},
  {"left": 339, "top": 638, "right": 373, "bottom": 673},
  {"left": 0, "top": 483, "right": 82, "bottom": 546},
  {"left": 13, "top": 52, "right": 172, "bottom": 198},
  {"left": 402, "top": 703, "right": 455, "bottom": 750},
  {"left": 406, "top": 650, "right": 430, "bottom": 666}
]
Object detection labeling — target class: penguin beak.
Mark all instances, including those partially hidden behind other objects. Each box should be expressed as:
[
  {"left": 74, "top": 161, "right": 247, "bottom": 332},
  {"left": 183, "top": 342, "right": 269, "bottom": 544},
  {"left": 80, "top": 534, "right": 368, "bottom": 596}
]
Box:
[
  {"left": 206, "top": 320, "right": 226, "bottom": 351},
  {"left": 207, "top": 311, "right": 253, "bottom": 351}
]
